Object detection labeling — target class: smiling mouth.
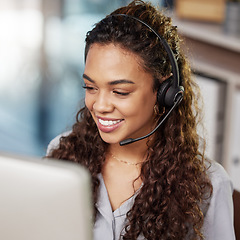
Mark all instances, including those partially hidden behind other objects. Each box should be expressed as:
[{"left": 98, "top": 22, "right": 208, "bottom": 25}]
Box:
[{"left": 98, "top": 118, "right": 122, "bottom": 126}]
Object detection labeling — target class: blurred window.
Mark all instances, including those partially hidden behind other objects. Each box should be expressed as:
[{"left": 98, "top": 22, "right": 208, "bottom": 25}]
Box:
[{"left": 0, "top": 0, "right": 163, "bottom": 156}]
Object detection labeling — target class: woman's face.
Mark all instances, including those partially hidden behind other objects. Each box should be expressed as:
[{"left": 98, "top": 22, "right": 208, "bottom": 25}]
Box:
[{"left": 83, "top": 43, "right": 157, "bottom": 144}]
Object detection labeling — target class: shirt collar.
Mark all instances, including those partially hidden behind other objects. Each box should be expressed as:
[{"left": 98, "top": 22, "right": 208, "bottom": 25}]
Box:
[
  {"left": 95, "top": 173, "right": 113, "bottom": 223},
  {"left": 96, "top": 174, "right": 142, "bottom": 219}
]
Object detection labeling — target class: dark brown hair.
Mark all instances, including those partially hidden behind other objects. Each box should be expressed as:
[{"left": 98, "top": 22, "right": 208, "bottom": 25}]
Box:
[{"left": 47, "top": 1, "right": 212, "bottom": 239}]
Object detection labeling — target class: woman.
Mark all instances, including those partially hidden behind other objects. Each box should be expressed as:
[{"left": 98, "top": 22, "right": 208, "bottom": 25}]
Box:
[{"left": 47, "top": 1, "right": 235, "bottom": 239}]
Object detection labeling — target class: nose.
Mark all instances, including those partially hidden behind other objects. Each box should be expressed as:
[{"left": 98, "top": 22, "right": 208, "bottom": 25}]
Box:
[{"left": 93, "top": 91, "right": 114, "bottom": 113}]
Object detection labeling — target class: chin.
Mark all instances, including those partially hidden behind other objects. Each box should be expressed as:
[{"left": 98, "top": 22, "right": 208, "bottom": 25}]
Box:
[
  {"left": 102, "top": 139, "right": 120, "bottom": 145},
  {"left": 98, "top": 134, "right": 119, "bottom": 145},
  {"left": 100, "top": 133, "right": 130, "bottom": 145}
]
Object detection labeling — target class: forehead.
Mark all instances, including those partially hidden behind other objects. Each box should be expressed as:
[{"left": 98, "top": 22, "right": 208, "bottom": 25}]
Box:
[
  {"left": 84, "top": 43, "right": 153, "bottom": 85},
  {"left": 85, "top": 43, "right": 143, "bottom": 69}
]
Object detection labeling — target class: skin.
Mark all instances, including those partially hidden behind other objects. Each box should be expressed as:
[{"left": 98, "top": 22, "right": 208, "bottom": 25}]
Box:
[{"left": 83, "top": 43, "right": 158, "bottom": 210}]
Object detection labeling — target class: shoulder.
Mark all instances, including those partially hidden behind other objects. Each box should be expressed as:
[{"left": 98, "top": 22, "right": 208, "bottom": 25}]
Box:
[
  {"left": 46, "top": 131, "right": 71, "bottom": 156},
  {"left": 202, "top": 160, "right": 235, "bottom": 239},
  {"left": 206, "top": 160, "right": 233, "bottom": 193}
]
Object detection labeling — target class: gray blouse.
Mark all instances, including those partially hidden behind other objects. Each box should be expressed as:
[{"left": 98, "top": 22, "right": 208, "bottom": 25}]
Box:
[
  {"left": 47, "top": 135, "right": 236, "bottom": 240},
  {"left": 94, "top": 161, "right": 235, "bottom": 240}
]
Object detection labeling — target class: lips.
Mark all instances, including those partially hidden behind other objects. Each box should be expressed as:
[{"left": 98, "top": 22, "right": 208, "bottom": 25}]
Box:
[{"left": 97, "top": 116, "right": 123, "bottom": 133}]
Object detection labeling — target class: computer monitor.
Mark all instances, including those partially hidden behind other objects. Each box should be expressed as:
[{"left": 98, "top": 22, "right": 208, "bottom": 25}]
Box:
[{"left": 0, "top": 152, "right": 93, "bottom": 240}]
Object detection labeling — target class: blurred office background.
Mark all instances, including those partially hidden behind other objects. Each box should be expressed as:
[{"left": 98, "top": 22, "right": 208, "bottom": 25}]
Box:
[{"left": 0, "top": 0, "right": 240, "bottom": 190}]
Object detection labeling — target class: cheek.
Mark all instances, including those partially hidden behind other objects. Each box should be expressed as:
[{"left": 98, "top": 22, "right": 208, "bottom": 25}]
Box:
[
  {"left": 137, "top": 95, "right": 156, "bottom": 120},
  {"left": 119, "top": 94, "right": 156, "bottom": 118},
  {"left": 85, "top": 94, "right": 93, "bottom": 111}
]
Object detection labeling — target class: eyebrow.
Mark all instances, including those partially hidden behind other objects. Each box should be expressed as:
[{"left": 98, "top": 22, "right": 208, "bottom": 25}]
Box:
[{"left": 83, "top": 74, "right": 135, "bottom": 85}]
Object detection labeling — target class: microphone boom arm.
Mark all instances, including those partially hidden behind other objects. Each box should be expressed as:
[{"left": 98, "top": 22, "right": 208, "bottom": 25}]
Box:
[{"left": 119, "top": 95, "right": 182, "bottom": 146}]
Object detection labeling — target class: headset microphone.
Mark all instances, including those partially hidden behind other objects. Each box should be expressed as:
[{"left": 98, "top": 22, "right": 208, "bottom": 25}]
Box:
[{"left": 119, "top": 94, "right": 183, "bottom": 146}]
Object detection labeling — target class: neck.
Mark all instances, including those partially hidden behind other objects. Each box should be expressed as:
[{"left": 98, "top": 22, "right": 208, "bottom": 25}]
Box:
[{"left": 108, "top": 138, "right": 150, "bottom": 165}]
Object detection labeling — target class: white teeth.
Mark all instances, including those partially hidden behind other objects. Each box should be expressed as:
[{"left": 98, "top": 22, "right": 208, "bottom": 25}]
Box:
[{"left": 99, "top": 119, "right": 121, "bottom": 126}]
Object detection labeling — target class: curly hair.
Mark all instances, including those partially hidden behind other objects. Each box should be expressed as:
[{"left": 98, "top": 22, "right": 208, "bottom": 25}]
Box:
[{"left": 47, "top": 1, "right": 213, "bottom": 239}]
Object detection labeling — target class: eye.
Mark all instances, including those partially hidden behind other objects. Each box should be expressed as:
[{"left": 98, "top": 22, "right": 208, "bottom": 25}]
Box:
[
  {"left": 113, "top": 90, "right": 130, "bottom": 96},
  {"left": 82, "top": 86, "right": 94, "bottom": 90},
  {"left": 82, "top": 85, "right": 97, "bottom": 93}
]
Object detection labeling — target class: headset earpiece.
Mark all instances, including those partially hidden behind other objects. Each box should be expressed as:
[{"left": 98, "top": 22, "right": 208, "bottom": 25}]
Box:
[
  {"left": 157, "top": 77, "right": 184, "bottom": 108},
  {"left": 157, "top": 77, "right": 173, "bottom": 107}
]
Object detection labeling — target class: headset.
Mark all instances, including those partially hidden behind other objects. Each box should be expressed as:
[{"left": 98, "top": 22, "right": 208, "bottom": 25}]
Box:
[{"left": 90, "top": 14, "right": 185, "bottom": 145}]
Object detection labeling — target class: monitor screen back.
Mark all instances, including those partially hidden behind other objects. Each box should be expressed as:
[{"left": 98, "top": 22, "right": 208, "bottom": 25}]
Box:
[{"left": 0, "top": 153, "right": 93, "bottom": 240}]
